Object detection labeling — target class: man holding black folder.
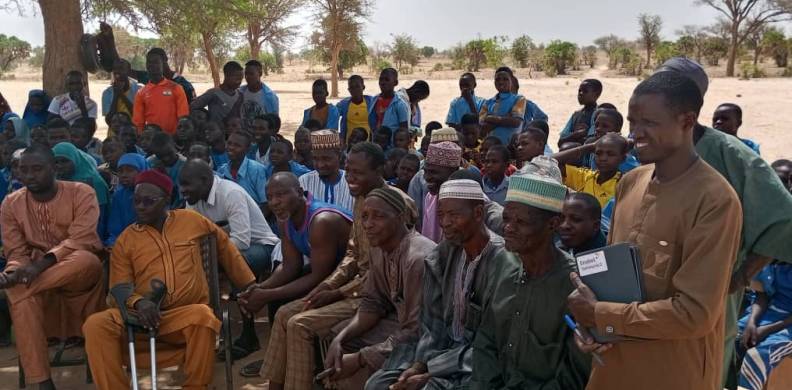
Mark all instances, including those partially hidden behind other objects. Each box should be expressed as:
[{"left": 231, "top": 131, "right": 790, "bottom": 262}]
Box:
[{"left": 567, "top": 71, "right": 743, "bottom": 389}]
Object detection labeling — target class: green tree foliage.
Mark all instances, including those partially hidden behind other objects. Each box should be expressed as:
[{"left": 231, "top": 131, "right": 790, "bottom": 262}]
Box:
[
  {"left": 421, "top": 46, "right": 435, "bottom": 58},
  {"left": 594, "top": 34, "right": 629, "bottom": 69},
  {"left": 543, "top": 40, "right": 577, "bottom": 76},
  {"left": 311, "top": 32, "right": 367, "bottom": 78},
  {"left": 28, "top": 46, "right": 44, "bottom": 69},
  {"left": 638, "top": 13, "right": 663, "bottom": 67},
  {"left": 654, "top": 41, "right": 682, "bottom": 65},
  {"left": 703, "top": 36, "right": 729, "bottom": 66},
  {"left": 391, "top": 34, "right": 420, "bottom": 71},
  {"left": 234, "top": 46, "right": 277, "bottom": 75},
  {"left": 0, "top": 34, "right": 31, "bottom": 74},
  {"left": 458, "top": 37, "right": 506, "bottom": 71},
  {"left": 762, "top": 27, "right": 789, "bottom": 67},
  {"left": 511, "top": 35, "right": 534, "bottom": 68}
]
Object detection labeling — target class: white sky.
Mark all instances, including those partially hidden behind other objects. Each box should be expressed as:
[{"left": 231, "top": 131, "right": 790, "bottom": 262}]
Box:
[{"left": 1, "top": 0, "right": 790, "bottom": 50}]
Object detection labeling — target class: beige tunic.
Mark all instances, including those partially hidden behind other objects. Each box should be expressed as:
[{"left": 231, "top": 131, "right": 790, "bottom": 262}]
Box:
[{"left": 588, "top": 160, "right": 743, "bottom": 390}]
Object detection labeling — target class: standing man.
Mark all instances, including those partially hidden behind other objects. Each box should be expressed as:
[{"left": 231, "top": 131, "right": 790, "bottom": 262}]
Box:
[
  {"left": 567, "top": 71, "right": 743, "bottom": 389},
  {"left": 252, "top": 143, "right": 416, "bottom": 387},
  {"left": 337, "top": 75, "right": 374, "bottom": 146},
  {"left": 191, "top": 61, "right": 245, "bottom": 125},
  {"left": 84, "top": 170, "right": 256, "bottom": 390},
  {"left": 133, "top": 49, "right": 190, "bottom": 134},
  {"left": 322, "top": 187, "right": 435, "bottom": 389},
  {"left": 299, "top": 130, "right": 354, "bottom": 212},
  {"left": 0, "top": 144, "right": 105, "bottom": 390},
  {"left": 657, "top": 57, "right": 792, "bottom": 386},
  {"left": 48, "top": 71, "right": 98, "bottom": 125},
  {"left": 102, "top": 59, "right": 142, "bottom": 132},
  {"left": 240, "top": 59, "right": 280, "bottom": 121},
  {"left": 472, "top": 157, "right": 590, "bottom": 389},
  {"left": 366, "top": 179, "right": 510, "bottom": 390},
  {"left": 445, "top": 73, "right": 485, "bottom": 131}
]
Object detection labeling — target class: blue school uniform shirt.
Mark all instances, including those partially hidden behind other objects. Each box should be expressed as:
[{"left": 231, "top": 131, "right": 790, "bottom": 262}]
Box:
[
  {"left": 239, "top": 83, "right": 279, "bottom": 114},
  {"left": 559, "top": 107, "right": 597, "bottom": 139},
  {"left": 368, "top": 93, "right": 410, "bottom": 132},
  {"left": 741, "top": 138, "right": 761, "bottom": 155},
  {"left": 210, "top": 150, "right": 230, "bottom": 172},
  {"left": 585, "top": 153, "right": 640, "bottom": 174},
  {"left": 147, "top": 154, "right": 187, "bottom": 207},
  {"left": 217, "top": 157, "right": 268, "bottom": 205},
  {"left": 301, "top": 104, "right": 340, "bottom": 130},
  {"left": 105, "top": 185, "right": 136, "bottom": 246},
  {"left": 101, "top": 79, "right": 143, "bottom": 116},
  {"left": 264, "top": 161, "right": 311, "bottom": 182},
  {"left": 481, "top": 92, "right": 527, "bottom": 145},
  {"left": 337, "top": 95, "right": 375, "bottom": 140},
  {"left": 524, "top": 99, "right": 549, "bottom": 124},
  {"left": 445, "top": 95, "right": 485, "bottom": 126}
]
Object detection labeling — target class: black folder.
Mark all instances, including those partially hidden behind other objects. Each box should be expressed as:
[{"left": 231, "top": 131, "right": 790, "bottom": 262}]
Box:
[{"left": 574, "top": 243, "right": 645, "bottom": 343}]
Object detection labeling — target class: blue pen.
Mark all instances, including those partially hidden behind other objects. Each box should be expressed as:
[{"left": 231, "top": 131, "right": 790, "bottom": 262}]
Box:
[{"left": 564, "top": 314, "right": 605, "bottom": 366}]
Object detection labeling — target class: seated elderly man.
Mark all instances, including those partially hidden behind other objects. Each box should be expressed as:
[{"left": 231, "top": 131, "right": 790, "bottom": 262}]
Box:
[
  {"left": 322, "top": 186, "right": 435, "bottom": 389},
  {"left": 179, "top": 159, "right": 280, "bottom": 359},
  {"left": 83, "top": 170, "right": 257, "bottom": 390},
  {"left": 0, "top": 144, "right": 105, "bottom": 390},
  {"left": 366, "top": 179, "right": 510, "bottom": 390}
]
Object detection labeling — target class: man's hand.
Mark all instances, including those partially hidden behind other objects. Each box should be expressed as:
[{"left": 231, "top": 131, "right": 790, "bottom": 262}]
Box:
[
  {"left": 755, "top": 325, "right": 774, "bottom": 345},
  {"left": 134, "top": 299, "right": 161, "bottom": 329},
  {"left": 304, "top": 288, "right": 343, "bottom": 311},
  {"left": 741, "top": 322, "right": 759, "bottom": 349},
  {"left": 329, "top": 353, "right": 361, "bottom": 381},
  {"left": 390, "top": 363, "right": 428, "bottom": 390},
  {"left": 0, "top": 272, "right": 17, "bottom": 289},
  {"left": 324, "top": 336, "right": 345, "bottom": 375},
  {"left": 238, "top": 286, "right": 270, "bottom": 315},
  {"left": 567, "top": 272, "right": 598, "bottom": 327},
  {"left": 10, "top": 261, "right": 46, "bottom": 287},
  {"left": 572, "top": 326, "right": 612, "bottom": 355}
]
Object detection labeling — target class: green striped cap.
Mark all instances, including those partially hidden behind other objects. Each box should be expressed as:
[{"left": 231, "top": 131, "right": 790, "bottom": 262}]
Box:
[{"left": 506, "top": 156, "right": 568, "bottom": 212}]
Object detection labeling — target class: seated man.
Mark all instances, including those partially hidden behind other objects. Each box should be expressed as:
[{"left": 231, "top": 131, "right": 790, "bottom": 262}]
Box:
[
  {"left": 323, "top": 187, "right": 435, "bottom": 389},
  {"left": 237, "top": 172, "right": 353, "bottom": 361},
  {"left": 179, "top": 159, "right": 280, "bottom": 358},
  {"left": 0, "top": 144, "right": 105, "bottom": 390},
  {"left": 472, "top": 157, "right": 590, "bottom": 389},
  {"left": 558, "top": 192, "right": 607, "bottom": 255},
  {"left": 299, "top": 130, "right": 354, "bottom": 212},
  {"left": 366, "top": 179, "right": 510, "bottom": 390},
  {"left": 250, "top": 143, "right": 416, "bottom": 386},
  {"left": 84, "top": 170, "right": 257, "bottom": 390}
]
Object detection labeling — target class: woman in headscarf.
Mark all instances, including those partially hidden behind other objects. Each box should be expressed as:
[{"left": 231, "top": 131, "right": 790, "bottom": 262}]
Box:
[
  {"left": 105, "top": 153, "right": 148, "bottom": 247},
  {"left": 4, "top": 117, "right": 30, "bottom": 145},
  {"left": 52, "top": 142, "right": 111, "bottom": 238},
  {"left": 0, "top": 92, "right": 18, "bottom": 124},
  {"left": 22, "top": 90, "right": 51, "bottom": 129}
]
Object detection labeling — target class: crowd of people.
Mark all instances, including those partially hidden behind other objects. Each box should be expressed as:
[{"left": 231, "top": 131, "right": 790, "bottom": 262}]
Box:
[{"left": 0, "top": 46, "right": 791, "bottom": 390}]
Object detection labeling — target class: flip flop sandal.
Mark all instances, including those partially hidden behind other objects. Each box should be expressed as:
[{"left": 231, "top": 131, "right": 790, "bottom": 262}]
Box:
[{"left": 239, "top": 359, "right": 264, "bottom": 378}]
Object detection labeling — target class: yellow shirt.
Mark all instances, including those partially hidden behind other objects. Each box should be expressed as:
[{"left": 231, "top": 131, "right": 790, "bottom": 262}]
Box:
[
  {"left": 346, "top": 100, "right": 371, "bottom": 142},
  {"left": 564, "top": 165, "right": 620, "bottom": 208}
]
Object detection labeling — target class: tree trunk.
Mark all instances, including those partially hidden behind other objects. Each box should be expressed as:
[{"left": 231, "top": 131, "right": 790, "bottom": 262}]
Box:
[
  {"left": 201, "top": 31, "right": 220, "bottom": 87},
  {"left": 754, "top": 47, "right": 760, "bottom": 66},
  {"left": 726, "top": 25, "right": 739, "bottom": 77},
  {"left": 39, "top": 0, "right": 85, "bottom": 95},
  {"left": 248, "top": 22, "right": 261, "bottom": 60},
  {"left": 646, "top": 45, "right": 652, "bottom": 68},
  {"left": 330, "top": 44, "right": 341, "bottom": 97}
]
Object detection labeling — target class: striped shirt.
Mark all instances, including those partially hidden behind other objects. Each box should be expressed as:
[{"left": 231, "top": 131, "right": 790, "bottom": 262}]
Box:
[{"left": 298, "top": 170, "right": 354, "bottom": 213}]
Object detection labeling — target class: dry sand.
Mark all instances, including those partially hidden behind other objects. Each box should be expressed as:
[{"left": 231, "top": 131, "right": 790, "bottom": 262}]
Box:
[{"left": 2, "top": 65, "right": 791, "bottom": 163}]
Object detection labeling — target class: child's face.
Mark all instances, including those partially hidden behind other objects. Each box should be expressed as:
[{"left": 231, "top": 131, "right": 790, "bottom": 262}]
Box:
[
  {"left": 225, "top": 117, "right": 242, "bottom": 134},
  {"left": 479, "top": 139, "right": 495, "bottom": 159},
  {"left": 294, "top": 132, "right": 311, "bottom": 153},
  {"left": 110, "top": 113, "right": 130, "bottom": 132},
  {"left": 483, "top": 150, "right": 507, "bottom": 178},
  {"left": 119, "top": 127, "right": 137, "bottom": 149},
  {"left": 594, "top": 141, "right": 625, "bottom": 174},
  {"left": 577, "top": 83, "right": 599, "bottom": 105},
  {"left": 190, "top": 109, "right": 208, "bottom": 125},
  {"left": 70, "top": 127, "right": 92, "bottom": 149},
  {"left": 594, "top": 114, "right": 619, "bottom": 138},
  {"left": 378, "top": 72, "right": 397, "bottom": 94},
  {"left": 28, "top": 96, "right": 45, "bottom": 113},
  {"left": 139, "top": 130, "right": 156, "bottom": 153},
  {"left": 558, "top": 198, "right": 600, "bottom": 249},
  {"left": 205, "top": 123, "right": 224, "bottom": 144},
  {"left": 348, "top": 129, "right": 368, "bottom": 146},
  {"left": 373, "top": 132, "right": 390, "bottom": 149},
  {"left": 397, "top": 158, "right": 420, "bottom": 184},
  {"left": 494, "top": 72, "right": 512, "bottom": 94},
  {"left": 348, "top": 79, "right": 364, "bottom": 99},
  {"left": 515, "top": 133, "right": 544, "bottom": 163},
  {"left": 31, "top": 127, "right": 48, "bottom": 146},
  {"left": 251, "top": 118, "right": 271, "bottom": 143},
  {"left": 187, "top": 145, "right": 211, "bottom": 164},
  {"left": 459, "top": 76, "right": 475, "bottom": 96},
  {"left": 244, "top": 65, "right": 261, "bottom": 85},
  {"left": 224, "top": 69, "right": 244, "bottom": 90},
  {"left": 384, "top": 156, "right": 400, "bottom": 179},
  {"left": 394, "top": 132, "right": 410, "bottom": 149},
  {"left": 269, "top": 144, "right": 291, "bottom": 165},
  {"left": 462, "top": 125, "right": 479, "bottom": 148},
  {"left": 66, "top": 75, "right": 84, "bottom": 94},
  {"left": 118, "top": 165, "right": 140, "bottom": 188},
  {"left": 48, "top": 128, "right": 70, "bottom": 148},
  {"left": 102, "top": 143, "right": 124, "bottom": 167},
  {"left": 176, "top": 118, "right": 195, "bottom": 142},
  {"left": 312, "top": 85, "right": 328, "bottom": 105},
  {"left": 712, "top": 107, "right": 740, "bottom": 136},
  {"left": 3, "top": 120, "right": 15, "bottom": 140}
]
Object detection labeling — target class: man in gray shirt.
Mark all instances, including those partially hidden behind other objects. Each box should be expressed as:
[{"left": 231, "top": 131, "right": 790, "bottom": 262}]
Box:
[{"left": 190, "top": 61, "right": 244, "bottom": 124}]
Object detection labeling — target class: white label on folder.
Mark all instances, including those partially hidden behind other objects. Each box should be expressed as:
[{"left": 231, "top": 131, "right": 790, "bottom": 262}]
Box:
[{"left": 577, "top": 251, "right": 608, "bottom": 276}]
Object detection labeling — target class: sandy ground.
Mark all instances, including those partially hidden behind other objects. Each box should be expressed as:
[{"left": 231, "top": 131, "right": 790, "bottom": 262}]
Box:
[{"left": 2, "top": 65, "right": 791, "bottom": 163}]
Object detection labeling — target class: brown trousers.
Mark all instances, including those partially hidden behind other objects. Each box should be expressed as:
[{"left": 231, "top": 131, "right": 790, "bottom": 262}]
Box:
[{"left": 6, "top": 250, "right": 104, "bottom": 384}]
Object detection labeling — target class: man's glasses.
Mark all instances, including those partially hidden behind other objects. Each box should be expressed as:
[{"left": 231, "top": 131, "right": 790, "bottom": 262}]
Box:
[{"left": 133, "top": 196, "right": 164, "bottom": 207}]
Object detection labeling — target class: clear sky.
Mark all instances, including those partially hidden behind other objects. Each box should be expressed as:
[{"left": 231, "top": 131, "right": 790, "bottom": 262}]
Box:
[{"left": 0, "top": 0, "right": 784, "bottom": 50}]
